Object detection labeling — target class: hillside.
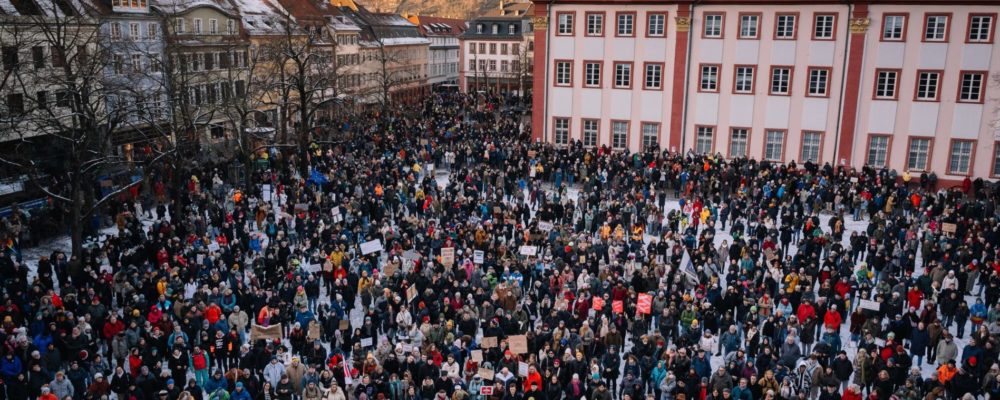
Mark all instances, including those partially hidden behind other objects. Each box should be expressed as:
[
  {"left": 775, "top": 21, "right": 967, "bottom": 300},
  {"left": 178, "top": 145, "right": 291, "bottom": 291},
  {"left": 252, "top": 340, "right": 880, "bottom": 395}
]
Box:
[{"left": 356, "top": 0, "right": 500, "bottom": 19}]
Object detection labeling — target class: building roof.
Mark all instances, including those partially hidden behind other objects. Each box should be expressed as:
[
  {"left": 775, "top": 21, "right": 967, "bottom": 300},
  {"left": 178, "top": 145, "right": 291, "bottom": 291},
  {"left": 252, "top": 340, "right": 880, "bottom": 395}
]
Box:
[
  {"left": 408, "top": 15, "right": 466, "bottom": 37},
  {"left": 231, "top": 0, "right": 294, "bottom": 35},
  {"left": 478, "top": 0, "right": 531, "bottom": 19},
  {"left": 0, "top": 0, "right": 88, "bottom": 17},
  {"left": 151, "top": 0, "right": 238, "bottom": 16}
]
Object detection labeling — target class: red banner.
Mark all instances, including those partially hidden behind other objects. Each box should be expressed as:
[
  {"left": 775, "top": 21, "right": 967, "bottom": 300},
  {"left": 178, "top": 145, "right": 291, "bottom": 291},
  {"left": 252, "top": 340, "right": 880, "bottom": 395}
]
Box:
[
  {"left": 612, "top": 300, "right": 624, "bottom": 314},
  {"left": 592, "top": 297, "right": 605, "bottom": 310},
  {"left": 637, "top": 293, "right": 653, "bottom": 315}
]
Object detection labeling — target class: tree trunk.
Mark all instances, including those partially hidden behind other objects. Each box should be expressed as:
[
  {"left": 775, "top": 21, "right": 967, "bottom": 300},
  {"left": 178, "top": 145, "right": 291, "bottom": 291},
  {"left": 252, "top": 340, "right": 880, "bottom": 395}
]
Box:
[{"left": 70, "top": 178, "right": 84, "bottom": 259}]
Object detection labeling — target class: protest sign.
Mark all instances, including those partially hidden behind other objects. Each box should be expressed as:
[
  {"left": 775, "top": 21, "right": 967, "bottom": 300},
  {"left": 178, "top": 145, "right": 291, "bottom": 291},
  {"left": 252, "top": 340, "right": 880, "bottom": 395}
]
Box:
[
  {"left": 250, "top": 324, "right": 282, "bottom": 341},
  {"left": 360, "top": 240, "right": 383, "bottom": 255}
]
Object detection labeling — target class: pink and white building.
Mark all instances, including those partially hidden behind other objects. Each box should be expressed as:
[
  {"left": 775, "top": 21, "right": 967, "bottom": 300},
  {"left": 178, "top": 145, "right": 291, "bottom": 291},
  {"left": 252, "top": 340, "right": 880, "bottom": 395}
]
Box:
[{"left": 532, "top": 0, "right": 1000, "bottom": 181}]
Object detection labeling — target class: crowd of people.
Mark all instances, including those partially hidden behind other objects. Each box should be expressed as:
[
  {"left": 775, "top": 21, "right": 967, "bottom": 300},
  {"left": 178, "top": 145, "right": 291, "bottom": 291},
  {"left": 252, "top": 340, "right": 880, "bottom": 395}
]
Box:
[{"left": 1, "top": 92, "right": 999, "bottom": 400}]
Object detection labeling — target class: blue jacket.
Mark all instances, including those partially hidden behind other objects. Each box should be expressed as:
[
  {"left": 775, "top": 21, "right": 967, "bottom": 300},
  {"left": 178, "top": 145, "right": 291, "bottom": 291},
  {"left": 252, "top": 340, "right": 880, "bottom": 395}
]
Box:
[{"left": 0, "top": 355, "right": 22, "bottom": 379}]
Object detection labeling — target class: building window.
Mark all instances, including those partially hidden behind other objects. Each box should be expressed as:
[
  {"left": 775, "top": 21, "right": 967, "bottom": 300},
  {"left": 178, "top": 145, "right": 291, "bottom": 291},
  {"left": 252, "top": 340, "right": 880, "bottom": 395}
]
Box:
[
  {"left": 492, "top": 25, "right": 498, "bottom": 34},
  {"left": 554, "top": 118, "right": 570, "bottom": 145},
  {"left": 700, "top": 64, "right": 719, "bottom": 92},
  {"left": 488, "top": 60, "right": 496, "bottom": 71},
  {"left": 647, "top": 13, "right": 666, "bottom": 37},
  {"left": 739, "top": 14, "right": 760, "bottom": 39},
  {"left": 501, "top": 44, "right": 508, "bottom": 55},
  {"left": 867, "top": 135, "right": 890, "bottom": 167},
  {"left": 915, "top": 71, "right": 940, "bottom": 101},
  {"left": 801, "top": 131, "right": 822, "bottom": 163},
  {"left": 193, "top": 18, "right": 202, "bottom": 34},
  {"left": 113, "top": 53, "right": 124, "bottom": 74},
  {"left": 584, "top": 62, "right": 601, "bottom": 87},
  {"left": 468, "top": 60, "right": 475, "bottom": 71},
  {"left": 612, "top": 121, "right": 628, "bottom": 150},
  {"left": 129, "top": 22, "right": 140, "bottom": 40},
  {"left": 1, "top": 47, "right": 17, "bottom": 71},
  {"left": 509, "top": 24, "right": 516, "bottom": 35},
  {"left": 704, "top": 13, "right": 723, "bottom": 38},
  {"left": 907, "top": 138, "right": 931, "bottom": 171},
  {"left": 775, "top": 14, "right": 796, "bottom": 39},
  {"left": 883, "top": 14, "right": 906, "bottom": 41},
  {"left": 730, "top": 128, "right": 749, "bottom": 158},
  {"left": 131, "top": 54, "right": 142, "bottom": 72},
  {"left": 469, "top": 43, "right": 476, "bottom": 54},
  {"left": 808, "top": 68, "right": 830, "bottom": 96},
  {"left": 5, "top": 93, "right": 24, "bottom": 115},
  {"left": 209, "top": 19, "right": 217, "bottom": 34},
  {"left": 557, "top": 13, "right": 574, "bottom": 35},
  {"left": 31, "top": 46, "right": 44, "bottom": 69},
  {"left": 875, "top": 69, "right": 899, "bottom": 99},
  {"left": 949, "top": 140, "right": 974, "bottom": 174},
  {"left": 770, "top": 67, "right": 791, "bottom": 95},
  {"left": 969, "top": 14, "right": 994, "bottom": 42},
  {"left": 993, "top": 145, "right": 1000, "bottom": 177},
  {"left": 554, "top": 61, "right": 571, "bottom": 86},
  {"left": 617, "top": 13, "right": 635, "bottom": 36},
  {"left": 614, "top": 62, "right": 632, "bottom": 88},
  {"left": 175, "top": 18, "right": 185, "bottom": 33},
  {"left": 924, "top": 15, "right": 948, "bottom": 41},
  {"left": 642, "top": 123, "right": 659, "bottom": 150},
  {"left": 111, "top": 23, "right": 122, "bottom": 40},
  {"left": 814, "top": 14, "right": 835, "bottom": 39},
  {"left": 734, "top": 66, "right": 755, "bottom": 94},
  {"left": 148, "top": 22, "right": 159, "bottom": 39},
  {"left": 477, "top": 24, "right": 483, "bottom": 34},
  {"left": 582, "top": 119, "right": 598, "bottom": 147},
  {"left": 489, "top": 43, "right": 496, "bottom": 54},
  {"left": 644, "top": 63, "right": 662, "bottom": 89},
  {"left": 695, "top": 126, "right": 714, "bottom": 154},
  {"left": 764, "top": 130, "right": 785, "bottom": 161},
  {"left": 959, "top": 72, "right": 985, "bottom": 102},
  {"left": 227, "top": 20, "right": 236, "bottom": 35},
  {"left": 478, "top": 43, "right": 486, "bottom": 53},
  {"left": 586, "top": 13, "right": 604, "bottom": 36}
]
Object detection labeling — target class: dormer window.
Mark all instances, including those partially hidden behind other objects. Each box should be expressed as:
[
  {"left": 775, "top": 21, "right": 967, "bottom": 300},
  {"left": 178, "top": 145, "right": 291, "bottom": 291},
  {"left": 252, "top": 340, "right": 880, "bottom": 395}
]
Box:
[
  {"left": 492, "top": 24, "right": 498, "bottom": 34},
  {"left": 477, "top": 24, "right": 483, "bottom": 34}
]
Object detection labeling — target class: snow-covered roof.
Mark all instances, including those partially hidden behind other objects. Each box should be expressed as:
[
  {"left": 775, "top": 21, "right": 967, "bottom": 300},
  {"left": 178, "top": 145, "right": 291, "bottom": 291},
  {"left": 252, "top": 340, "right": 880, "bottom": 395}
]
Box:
[
  {"left": 0, "top": 0, "right": 89, "bottom": 17},
  {"left": 231, "top": 0, "right": 293, "bottom": 35},
  {"left": 380, "top": 36, "right": 428, "bottom": 46},
  {"left": 151, "top": 0, "right": 236, "bottom": 16}
]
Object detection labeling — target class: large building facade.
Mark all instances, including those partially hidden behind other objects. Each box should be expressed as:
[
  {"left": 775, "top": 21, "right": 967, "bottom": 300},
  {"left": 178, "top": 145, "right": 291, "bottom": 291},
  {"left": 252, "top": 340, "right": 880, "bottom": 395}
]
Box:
[
  {"left": 532, "top": 0, "right": 1000, "bottom": 179},
  {"left": 460, "top": 0, "right": 534, "bottom": 94}
]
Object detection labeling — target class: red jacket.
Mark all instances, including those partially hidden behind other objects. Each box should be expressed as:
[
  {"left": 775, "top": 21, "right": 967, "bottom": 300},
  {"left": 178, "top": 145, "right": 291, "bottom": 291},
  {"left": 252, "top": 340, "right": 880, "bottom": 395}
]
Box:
[
  {"left": 823, "top": 310, "right": 842, "bottom": 330},
  {"left": 796, "top": 304, "right": 816, "bottom": 323},
  {"left": 841, "top": 389, "right": 862, "bottom": 400}
]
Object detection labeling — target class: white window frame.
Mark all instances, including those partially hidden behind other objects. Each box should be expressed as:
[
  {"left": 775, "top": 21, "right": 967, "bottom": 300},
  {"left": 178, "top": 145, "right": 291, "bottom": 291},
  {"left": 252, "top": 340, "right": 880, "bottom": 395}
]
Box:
[
  {"left": 617, "top": 13, "right": 635, "bottom": 36},
  {"left": 801, "top": 131, "right": 822, "bottom": 163},
  {"left": 867, "top": 136, "right": 890, "bottom": 167},
  {"left": 771, "top": 67, "right": 790, "bottom": 95},
  {"left": 969, "top": 15, "right": 994, "bottom": 42},
  {"left": 875, "top": 70, "right": 899, "bottom": 99},
  {"left": 704, "top": 14, "right": 723, "bottom": 38},
  {"left": 695, "top": 126, "right": 714, "bottom": 154},
  {"left": 916, "top": 71, "right": 940, "bottom": 101},
  {"left": 555, "top": 61, "right": 571, "bottom": 86},
  {"left": 554, "top": 118, "right": 570, "bottom": 145},
  {"left": 611, "top": 121, "right": 628, "bottom": 150},
  {"left": 764, "top": 130, "right": 785, "bottom": 161},
  {"left": 584, "top": 62, "right": 601, "bottom": 87},
  {"left": 808, "top": 68, "right": 830, "bottom": 96},
  {"left": 582, "top": 120, "right": 598, "bottom": 147},
  {"left": 776, "top": 14, "right": 796, "bottom": 39},
  {"left": 924, "top": 15, "right": 948, "bottom": 41},
  {"left": 644, "top": 64, "right": 662, "bottom": 89},
  {"left": 614, "top": 63, "right": 632, "bottom": 89},
  {"left": 700, "top": 65, "right": 719, "bottom": 92},
  {"left": 647, "top": 13, "right": 666, "bottom": 37},
  {"left": 586, "top": 13, "right": 603, "bottom": 36},
  {"left": 557, "top": 14, "right": 573, "bottom": 35},
  {"left": 949, "top": 140, "right": 973, "bottom": 174},
  {"left": 883, "top": 15, "right": 905, "bottom": 41},
  {"left": 730, "top": 128, "right": 749, "bottom": 158},
  {"left": 814, "top": 14, "right": 835, "bottom": 39},
  {"left": 907, "top": 138, "right": 931, "bottom": 171},
  {"left": 641, "top": 123, "right": 659, "bottom": 150},
  {"left": 734, "top": 66, "right": 754, "bottom": 94},
  {"left": 959, "top": 72, "right": 985, "bottom": 102},
  {"left": 739, "top": 14, "right": 760, "bottom": 39}
]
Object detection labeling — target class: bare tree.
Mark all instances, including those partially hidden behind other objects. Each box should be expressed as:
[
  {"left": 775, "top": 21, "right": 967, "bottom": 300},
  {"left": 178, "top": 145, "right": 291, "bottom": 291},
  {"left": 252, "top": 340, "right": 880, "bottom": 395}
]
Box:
[{"left": 0, "top": 2, "right": 172, "bottom": 257}]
